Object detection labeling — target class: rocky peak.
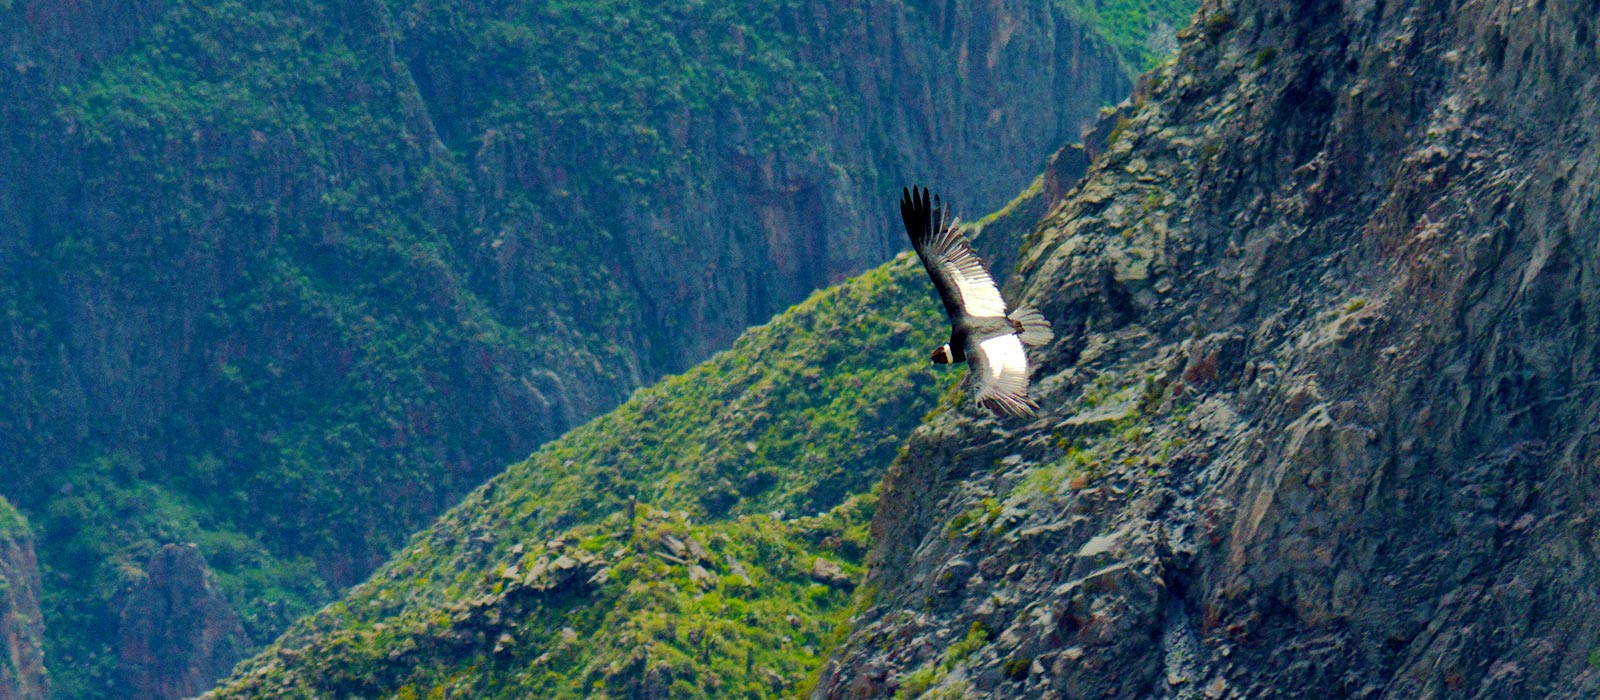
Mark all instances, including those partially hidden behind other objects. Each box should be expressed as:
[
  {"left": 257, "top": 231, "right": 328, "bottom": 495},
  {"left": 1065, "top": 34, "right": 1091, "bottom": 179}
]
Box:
[
  {"left": 116, "top": 544, "right": 249, "bottom": 700},
  {"left": 820, "top": 0, "right": 1600, "bottom": 697}
]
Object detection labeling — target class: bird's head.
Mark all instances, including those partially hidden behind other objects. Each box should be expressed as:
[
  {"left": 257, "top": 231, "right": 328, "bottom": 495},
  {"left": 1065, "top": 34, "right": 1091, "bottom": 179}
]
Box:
[{"left": 931, "top": 344, "right": 953, "bottom": 365}]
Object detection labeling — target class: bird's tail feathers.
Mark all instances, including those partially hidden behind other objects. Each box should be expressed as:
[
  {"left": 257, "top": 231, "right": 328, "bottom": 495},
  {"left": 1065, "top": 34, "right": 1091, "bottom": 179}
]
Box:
[
  {"left": 981, "top": 393, "right": 1039, "bottom": 418},
  {"left": 1008, "top": 306, "right": 1054, "bottom": 347}
]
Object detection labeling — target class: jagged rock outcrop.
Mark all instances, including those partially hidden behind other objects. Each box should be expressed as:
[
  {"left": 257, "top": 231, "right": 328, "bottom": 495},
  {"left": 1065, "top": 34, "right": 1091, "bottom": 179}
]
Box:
[
  {"left": 819, "top": 0, "right": 1600, "bottom": 698},
  {"left": 117, "top": 544, "right": 249, "bottom": 700},
  {"left": 0, "top": 499, "right": 47, "bottom": 700}
]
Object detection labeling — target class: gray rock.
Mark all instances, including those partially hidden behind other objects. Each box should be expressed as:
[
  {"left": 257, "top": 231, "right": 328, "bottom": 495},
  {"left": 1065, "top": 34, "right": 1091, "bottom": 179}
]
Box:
[
  {"left": 811, "top": 557, "right": 854, "bottom": 589},
  {"left": 117, "top": 544, "right": 251, "bottom": 700}
]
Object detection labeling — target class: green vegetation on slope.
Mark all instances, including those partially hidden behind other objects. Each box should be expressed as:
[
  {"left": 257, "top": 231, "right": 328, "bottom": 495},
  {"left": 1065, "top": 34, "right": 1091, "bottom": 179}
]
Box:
[
  {"left": 1057, "top": 0, "right": 1196, "bottom": 70},
  {"left": 317, "top": 254, "right": 941, "bottom": 619},
  {"left": 0, "top": 497, "right": 25, "bottom": 538},
  {"left": 207, "top": 253, "right": 951, "bottom": 698},
  {"left": 397, "top": 0, "right": 840, "bottom": 171},
  {"left": 213, "top": 503, "right": 871, "bottom": 700}
]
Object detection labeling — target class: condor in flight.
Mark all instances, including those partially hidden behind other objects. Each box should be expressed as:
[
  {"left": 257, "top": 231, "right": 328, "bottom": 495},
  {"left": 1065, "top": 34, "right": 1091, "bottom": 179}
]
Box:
[{"left": 900, "top": 186, "right": 1053, "bottom": 417}]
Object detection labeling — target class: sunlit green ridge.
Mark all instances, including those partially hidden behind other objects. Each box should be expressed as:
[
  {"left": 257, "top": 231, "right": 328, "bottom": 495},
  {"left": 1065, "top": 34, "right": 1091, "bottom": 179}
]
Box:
[{"left": 206, "top": 253, "right": 953, "bottom": 699}]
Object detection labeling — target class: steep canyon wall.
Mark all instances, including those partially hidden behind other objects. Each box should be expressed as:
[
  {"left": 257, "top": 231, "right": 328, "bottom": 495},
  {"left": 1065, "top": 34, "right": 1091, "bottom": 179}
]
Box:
[{"left": 820, "top": 0, "right": 1600, "bottom": 697}]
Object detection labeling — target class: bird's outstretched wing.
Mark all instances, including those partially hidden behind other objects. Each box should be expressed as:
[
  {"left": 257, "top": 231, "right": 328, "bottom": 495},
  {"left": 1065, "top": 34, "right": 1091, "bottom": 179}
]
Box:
[
  {"left": 900, "top": 186, "right": 1008, "bottom": 322},
  {"left": 968, "top": 333, "right": 1037, "bottom": 417}
]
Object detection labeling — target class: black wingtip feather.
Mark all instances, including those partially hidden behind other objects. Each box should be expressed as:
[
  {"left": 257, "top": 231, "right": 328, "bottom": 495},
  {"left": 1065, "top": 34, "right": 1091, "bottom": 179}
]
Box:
[
  {"left": 900, "top": 185, "right": 942, "bottom": 249},
  {"left": 899, "top": 186, "right": 920, "bottom": 244}
]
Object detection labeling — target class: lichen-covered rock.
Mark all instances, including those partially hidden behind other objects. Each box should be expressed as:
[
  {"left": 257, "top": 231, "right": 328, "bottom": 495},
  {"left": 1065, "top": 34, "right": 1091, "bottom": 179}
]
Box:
[
  {"left": 820, "top": 0, "right": 1600, "bottom": 698},
  {"left": 0, "top": 498, "right": 47, "bottom": 700}
]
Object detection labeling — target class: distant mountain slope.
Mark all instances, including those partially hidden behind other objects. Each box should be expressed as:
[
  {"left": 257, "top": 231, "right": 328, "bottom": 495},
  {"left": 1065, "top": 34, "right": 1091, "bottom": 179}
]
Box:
[
  {"left": 1054, "top": 0, "right": 1196, "bottom": 70},
  {"left": 0, "top": 0, "right": 1142, "bottom": 696},
  {"left": 818, "top": 0, "right": 1600, "bottom": 698}
]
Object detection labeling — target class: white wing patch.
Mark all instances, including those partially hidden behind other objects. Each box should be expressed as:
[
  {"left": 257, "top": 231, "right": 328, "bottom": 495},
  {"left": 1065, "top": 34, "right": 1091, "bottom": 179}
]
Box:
[
  {"left": 972, "top": 334, "right": 1036, "bottom": 417},
  {"left": 930, "top": 218, "right": 1007, "bottom": 318},
  {"left": 978, "top": 334, "right": 1028, "bottom": 383}
]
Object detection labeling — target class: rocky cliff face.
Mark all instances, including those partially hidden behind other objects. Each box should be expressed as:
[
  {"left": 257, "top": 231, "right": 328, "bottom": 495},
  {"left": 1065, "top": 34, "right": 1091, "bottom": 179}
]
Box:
[
  {"left": 117, "top": 544, "right": 249, "bottom": 700},
  {"left": 818, "top": 0, "right": 1600, "bottom": 697},
  {"left": 0, "top": 500, "right": 47, "bottom": 700},
  {"left": 0, "top": 0, "right": 1135, "bottom": 696},
  {"left": 439, "top": 0, "right": 1135, "bottom": 374}
]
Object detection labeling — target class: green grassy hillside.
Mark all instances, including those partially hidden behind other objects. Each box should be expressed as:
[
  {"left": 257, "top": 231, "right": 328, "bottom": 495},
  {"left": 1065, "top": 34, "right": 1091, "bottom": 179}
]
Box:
[
  {"left": 215, "top": 502, "right": 876, "bottom": 700},
  {"left": 1056, "top": 0, "right": 1196, "bottom": 69},
  {"left": 207, "top": 253, "right": 953, "bottom": 699}
]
